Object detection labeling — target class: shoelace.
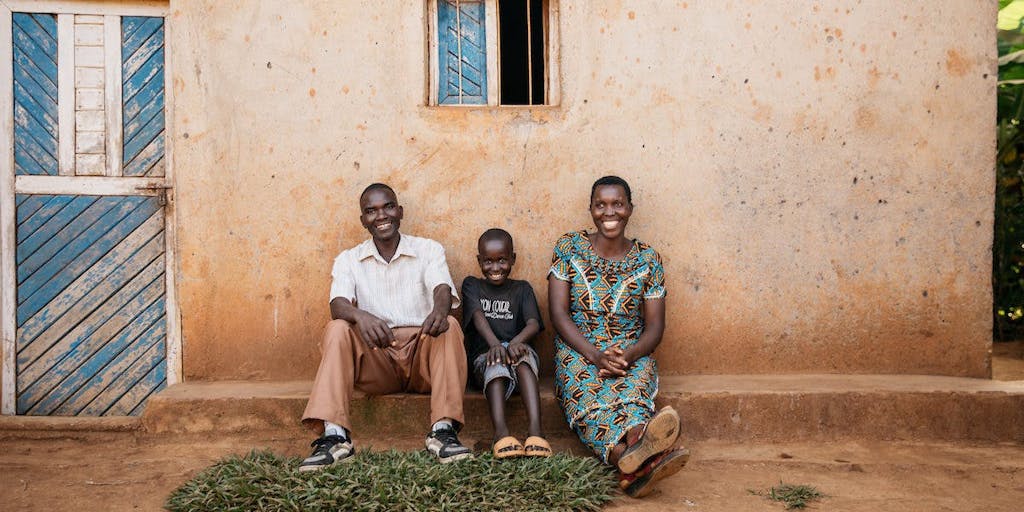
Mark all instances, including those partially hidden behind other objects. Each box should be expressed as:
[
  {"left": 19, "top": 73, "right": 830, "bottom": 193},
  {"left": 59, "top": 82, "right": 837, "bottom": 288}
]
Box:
[
  {"left": 311, "top": 434, "right": 348, "bottom": 450},
  {"left": 432, "top": 428, "right": 459, "bottom": 445}
]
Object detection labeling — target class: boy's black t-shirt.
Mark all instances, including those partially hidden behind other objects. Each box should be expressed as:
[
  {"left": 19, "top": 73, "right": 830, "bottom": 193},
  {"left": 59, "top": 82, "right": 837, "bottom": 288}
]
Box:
[{"left": 460, "top": 276, "right": 544, "bottom": 363}]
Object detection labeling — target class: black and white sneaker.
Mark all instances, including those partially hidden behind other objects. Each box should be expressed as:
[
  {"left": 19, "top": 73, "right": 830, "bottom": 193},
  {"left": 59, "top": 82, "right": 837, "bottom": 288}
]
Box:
[
  {"left": 425, "top": 427, "right": 473, "bottom": 463},
  {"left": 298, "top": 434, "right": 355, "bottom": 472}
]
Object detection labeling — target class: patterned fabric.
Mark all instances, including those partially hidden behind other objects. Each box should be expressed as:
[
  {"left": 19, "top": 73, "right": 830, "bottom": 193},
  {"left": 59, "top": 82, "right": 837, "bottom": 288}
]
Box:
[{"left": 549, "top": 231, "right": 666, "bottom": 463}]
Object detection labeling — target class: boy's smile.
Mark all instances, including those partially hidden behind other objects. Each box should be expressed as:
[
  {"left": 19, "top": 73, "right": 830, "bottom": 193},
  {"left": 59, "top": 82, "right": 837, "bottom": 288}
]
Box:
[{"left": 477, "top": 238, "right": 516, "bottom": 286}]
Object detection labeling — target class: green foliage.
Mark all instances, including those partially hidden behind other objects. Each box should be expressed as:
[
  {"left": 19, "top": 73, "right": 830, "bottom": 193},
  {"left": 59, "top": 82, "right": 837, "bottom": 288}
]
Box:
[
  {"left": 749, "top": 482, "right": 826, "bottom": 510},
  {"left": 165, "top": 449, "right": 618, "bottom": 512},
  {"left": 996, "top": 2, "right": 1024, "bottom": 340}
]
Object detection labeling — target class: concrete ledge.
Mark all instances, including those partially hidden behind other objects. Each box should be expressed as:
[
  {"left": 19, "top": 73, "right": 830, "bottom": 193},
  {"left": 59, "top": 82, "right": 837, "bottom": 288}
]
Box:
[
  {"left": 0, "top": 415, "right": 141, "bottom": 432},
  {"left": 139, "top": 375, "right": 1024, "bottom": 443}
]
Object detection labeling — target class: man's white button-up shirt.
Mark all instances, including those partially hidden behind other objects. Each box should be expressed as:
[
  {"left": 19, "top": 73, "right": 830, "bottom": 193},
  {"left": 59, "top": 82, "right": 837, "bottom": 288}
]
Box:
[{"left": 329, "top": 234, "right": 460, "bottom": 328}]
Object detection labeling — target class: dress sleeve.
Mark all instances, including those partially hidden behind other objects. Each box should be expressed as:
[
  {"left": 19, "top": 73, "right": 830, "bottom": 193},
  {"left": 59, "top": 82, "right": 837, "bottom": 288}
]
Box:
[
  {"left": 519, "top": 282, "right": 545, "bottom": 332},
  {"left": 643, "top": 249, "right": 667, "bottom": 300},
  {"left": 547, "top": 233, "right": 574, "bottom": 282}
]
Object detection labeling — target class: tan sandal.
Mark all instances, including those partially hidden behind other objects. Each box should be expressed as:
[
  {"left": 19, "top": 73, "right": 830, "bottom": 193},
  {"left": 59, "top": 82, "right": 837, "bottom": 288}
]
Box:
[
  {"left": 523, "top": 436, "right": 553, "bottom": 457},
  {"left": 493, "top": 436, "right": 525, "bottom": 459}
]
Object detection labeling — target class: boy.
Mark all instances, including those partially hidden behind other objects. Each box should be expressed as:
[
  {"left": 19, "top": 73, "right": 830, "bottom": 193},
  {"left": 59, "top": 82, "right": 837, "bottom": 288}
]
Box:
[{"left": 461, "top": 228, "right": 550, "bottom": 458}]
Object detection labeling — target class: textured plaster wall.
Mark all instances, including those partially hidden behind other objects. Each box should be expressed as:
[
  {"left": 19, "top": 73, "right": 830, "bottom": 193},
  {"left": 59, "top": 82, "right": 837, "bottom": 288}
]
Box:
[{"left": 168, "top": 0, "right": 996, "bottom": 380}]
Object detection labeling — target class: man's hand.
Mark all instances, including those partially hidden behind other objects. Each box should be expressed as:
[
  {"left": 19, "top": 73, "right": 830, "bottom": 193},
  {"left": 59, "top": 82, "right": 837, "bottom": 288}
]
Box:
[
  {"left": 487, "top": 344, "right": 511, "bottom": 366},
  {"left": 419, "top": 309, "right": 450, "bottom": 338},
  {"left": 507, "top": 341, "right": 530, "bottom": 362},
  {"left": 354, "top": 310, "right": 394, "bottom": 349}
]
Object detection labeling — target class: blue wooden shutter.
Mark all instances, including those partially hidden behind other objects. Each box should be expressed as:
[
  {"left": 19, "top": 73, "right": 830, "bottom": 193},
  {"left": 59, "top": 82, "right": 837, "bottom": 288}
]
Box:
[
  {"left": 122, "top": 16, "right": 165, "bottom": 177},
  {"left": 12, "top": 13, "right": 58, "bottom": 176},
  {"left": 438, "top": 0, "right": 487, "bottom": 105}
]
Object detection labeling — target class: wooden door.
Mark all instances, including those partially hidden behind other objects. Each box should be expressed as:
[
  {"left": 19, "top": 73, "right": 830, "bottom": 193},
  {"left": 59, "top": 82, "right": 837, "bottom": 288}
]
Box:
[{"left": 1, "top": 2, "right": 178, "bottom": 416}]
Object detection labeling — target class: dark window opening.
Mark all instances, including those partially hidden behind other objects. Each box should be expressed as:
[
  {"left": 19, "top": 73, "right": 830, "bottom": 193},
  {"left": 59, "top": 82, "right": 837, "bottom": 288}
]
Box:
[{"left": 498, "top": 0, "right": 545, "bottom": 105}]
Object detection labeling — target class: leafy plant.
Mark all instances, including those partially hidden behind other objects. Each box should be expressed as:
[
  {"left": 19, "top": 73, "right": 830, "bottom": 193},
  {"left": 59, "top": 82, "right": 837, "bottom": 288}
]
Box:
[
  {"left": 995, "top": 1, "right": 1024, "bottom": 340},
  {"left": 749, "top": 482, "right": 826, "bottom": 510},
  {"left": 166, "top": 449, "right": 617, "bottom": 512}
]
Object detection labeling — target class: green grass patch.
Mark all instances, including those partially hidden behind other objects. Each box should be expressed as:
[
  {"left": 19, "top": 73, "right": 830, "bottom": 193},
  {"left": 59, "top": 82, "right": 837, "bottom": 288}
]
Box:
[
  {"left": 749, "top": 482, "right": 826, "bottom": 510},
  {"left": 166, "top": 449, "right": 617, "bottom": 512}
]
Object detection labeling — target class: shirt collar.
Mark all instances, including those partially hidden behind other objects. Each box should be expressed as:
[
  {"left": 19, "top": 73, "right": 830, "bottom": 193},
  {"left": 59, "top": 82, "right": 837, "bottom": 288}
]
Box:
[{"left": 356, "top": 234, "right": 417, "bottom": 263}]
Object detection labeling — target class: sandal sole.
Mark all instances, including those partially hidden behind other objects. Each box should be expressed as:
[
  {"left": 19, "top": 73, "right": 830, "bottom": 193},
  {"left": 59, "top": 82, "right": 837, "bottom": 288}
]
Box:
[
  {"left": 617, "top": 407, "right": 681, "bottom": 474},
  {"left": 625, "top": 449, "right": 690, "bottom": 498}
]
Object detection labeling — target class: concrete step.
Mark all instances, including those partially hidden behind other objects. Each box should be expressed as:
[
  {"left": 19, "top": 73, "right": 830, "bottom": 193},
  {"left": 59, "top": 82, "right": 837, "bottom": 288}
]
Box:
[{"left": 139, "top": 375, "right": 1024, "bottom": 443}]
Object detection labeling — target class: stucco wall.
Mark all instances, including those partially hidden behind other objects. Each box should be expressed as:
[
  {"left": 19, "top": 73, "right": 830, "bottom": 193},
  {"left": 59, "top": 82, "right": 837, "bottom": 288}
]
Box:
[{"left": 169, "top": 0, "right": 996, "bottom": 380}]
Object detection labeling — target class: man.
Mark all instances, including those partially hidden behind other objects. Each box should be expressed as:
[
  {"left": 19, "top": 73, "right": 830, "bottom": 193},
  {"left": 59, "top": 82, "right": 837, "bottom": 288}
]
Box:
[{"left": 299, "top": 183, "right": 471, "bottom": 471}]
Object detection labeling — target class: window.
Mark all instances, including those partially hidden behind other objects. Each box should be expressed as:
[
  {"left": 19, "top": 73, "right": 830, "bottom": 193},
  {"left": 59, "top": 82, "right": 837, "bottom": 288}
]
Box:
[{"left": 428, "top": 0, "right": 559, "bottom": 106}]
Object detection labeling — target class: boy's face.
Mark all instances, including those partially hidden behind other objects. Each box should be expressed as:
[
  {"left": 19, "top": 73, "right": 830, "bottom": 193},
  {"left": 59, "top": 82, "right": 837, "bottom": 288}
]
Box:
[
  {"left": 359, "top": 188, "right": 403, "bottom": 243},
  {"left": 477, "top": 238, "right": 516, "bottom": 286}
]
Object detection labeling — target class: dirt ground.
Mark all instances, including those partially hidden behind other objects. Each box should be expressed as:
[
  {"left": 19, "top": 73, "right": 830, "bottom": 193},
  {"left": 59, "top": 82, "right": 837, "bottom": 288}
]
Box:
[
  {"left": 1, "top": 345, "right": 1021, "bottom": 511},
  {"left": 1, "top": 429, "right": 1023, "bottom": 512}
]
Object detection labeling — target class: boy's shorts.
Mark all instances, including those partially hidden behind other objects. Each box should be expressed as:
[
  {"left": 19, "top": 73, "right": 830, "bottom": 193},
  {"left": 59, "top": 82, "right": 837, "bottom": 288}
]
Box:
[{"left": 471, "top": 342, "right": 540, "bottom": 400}]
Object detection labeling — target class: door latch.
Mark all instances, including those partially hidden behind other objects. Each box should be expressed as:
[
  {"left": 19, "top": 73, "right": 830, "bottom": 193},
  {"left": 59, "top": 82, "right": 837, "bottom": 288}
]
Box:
[{"left": 135, "top": 184, "right": 173, "bottom": 206}]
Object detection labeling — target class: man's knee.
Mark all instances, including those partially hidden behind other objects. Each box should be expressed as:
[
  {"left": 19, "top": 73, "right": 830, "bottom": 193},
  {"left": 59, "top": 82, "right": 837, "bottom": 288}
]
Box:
[{"left": 322, "top": 319, "right": 357, "bottom": 351}]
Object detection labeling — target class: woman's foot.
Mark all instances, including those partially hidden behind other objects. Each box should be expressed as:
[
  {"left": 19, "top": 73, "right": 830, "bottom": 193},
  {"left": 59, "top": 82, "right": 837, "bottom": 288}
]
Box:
[
  {"left": 617, "top": 406, "right": 681, "bottom": 474},
  {"left": 619, "top": 448, "right": 690, "bottom": 498}
]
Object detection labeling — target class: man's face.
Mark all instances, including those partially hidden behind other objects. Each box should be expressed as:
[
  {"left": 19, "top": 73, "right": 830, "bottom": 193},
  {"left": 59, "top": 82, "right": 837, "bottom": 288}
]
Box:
[
  {"left": 477, "top": 238, "right": 515, "bottom": 286},
  {"left": 359, "top": 188, "right": 403, "bottom": 242}
]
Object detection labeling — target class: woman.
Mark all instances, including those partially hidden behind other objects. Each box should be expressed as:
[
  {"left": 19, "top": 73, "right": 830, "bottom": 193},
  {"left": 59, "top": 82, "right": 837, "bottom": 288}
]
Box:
[{"left": 548, "top": 176, "right": 688, "bottom": 498}]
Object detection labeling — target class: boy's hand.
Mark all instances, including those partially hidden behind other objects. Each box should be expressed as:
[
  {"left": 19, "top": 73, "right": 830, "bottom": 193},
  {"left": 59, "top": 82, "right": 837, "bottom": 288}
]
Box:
[
  {"left": 487, "top": 345, "right": 511, "bottom": 366},
  {"left": 507, "top": 341, "right": 530, "bottom": 361}
]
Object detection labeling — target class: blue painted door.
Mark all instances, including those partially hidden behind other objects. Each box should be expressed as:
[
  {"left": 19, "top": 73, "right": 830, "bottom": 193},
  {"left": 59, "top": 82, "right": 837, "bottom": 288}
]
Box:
[{"left": 8, "top": 12, "right": 169, "bottom": 416}]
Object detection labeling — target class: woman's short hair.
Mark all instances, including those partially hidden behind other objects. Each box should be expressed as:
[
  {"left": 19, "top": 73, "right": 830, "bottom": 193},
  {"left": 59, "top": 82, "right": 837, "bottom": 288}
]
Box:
[{"left": 591, "top": 175, "right": 632, "bottom": 204}]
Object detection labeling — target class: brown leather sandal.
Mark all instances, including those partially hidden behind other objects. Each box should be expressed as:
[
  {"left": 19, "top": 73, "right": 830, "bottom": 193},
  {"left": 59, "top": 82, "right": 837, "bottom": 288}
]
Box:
[
  {"left": 617, "top": 406, "right": 681, "bottom": 474},
  {"left": 523, "top": 436, "right": 553, "bottom": 457},
  {"left": 493, "top": 436, "right": 525, "bottom": 459}
]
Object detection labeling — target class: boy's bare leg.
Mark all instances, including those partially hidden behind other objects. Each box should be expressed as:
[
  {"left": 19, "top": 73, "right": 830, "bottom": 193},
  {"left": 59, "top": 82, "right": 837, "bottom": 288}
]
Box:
[
  {"left": 515, "top": 363, "right": 542, "bottom": 438},
  {"left": 486, "top": 378, "right": 510, "bottom": 441}
]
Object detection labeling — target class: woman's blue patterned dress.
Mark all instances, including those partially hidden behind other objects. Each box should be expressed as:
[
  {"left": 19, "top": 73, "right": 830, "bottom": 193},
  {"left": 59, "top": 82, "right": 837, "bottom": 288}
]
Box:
[{"left": 548, "top": 230, "right": 666, "bottom": 462}]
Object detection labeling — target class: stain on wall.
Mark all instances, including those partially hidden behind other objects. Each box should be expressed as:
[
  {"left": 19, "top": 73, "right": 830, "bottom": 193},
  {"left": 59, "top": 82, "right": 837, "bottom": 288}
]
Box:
[{"left": 168, "top": 0, "right": 996, "bottom": 380}]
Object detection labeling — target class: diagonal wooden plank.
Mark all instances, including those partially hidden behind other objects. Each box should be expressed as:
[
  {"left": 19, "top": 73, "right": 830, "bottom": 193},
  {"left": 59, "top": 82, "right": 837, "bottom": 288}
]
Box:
[
  {"left": 16, "top": 206, "right": 163, "bottom": 336},
  {"left": 104, "top": 348, "right": 165, "bottom": 416},
  {"left": 122, "top": 46, "right": 163, "bottom": 103},
  {"left": 17, "top": 197, "right": 127, "bottom": 298},
  {"left": 20, "top": 266, "right": 165, "bottom": 414},
  {"left": 17, "top": 196, "right": 102, "bottom": 279},
  {"left": 17, "top": 194, "right": 54, "bottom": 225},
  {"left": 16, "top": 232, "right": 165, "bottom": 386},
  {"left": 47, "top": 301, "right": 165, "bottom": 415},
  {"left": 122, "top": 19, "right": 162, "bottom": 80},
  {"left": 17, "top": 197, "right": 154, "bottom": 326},
  {"left": 16, "top": 195, "right": 73, "bottom": 245},
  {"left": 12, "top": 14, "right": 57, "bottom": 64},
  {"left": 80, "top": 334, "right": 164, "bottom": 416},
  {"left": 16, "top": 196, "right": 98, "bottom": 266},
  {"left": 124, "top": 137, "right": 164, "bottom": 177},
  {"left": 122, "top": 67, "right": 163, "bottom": 127}
]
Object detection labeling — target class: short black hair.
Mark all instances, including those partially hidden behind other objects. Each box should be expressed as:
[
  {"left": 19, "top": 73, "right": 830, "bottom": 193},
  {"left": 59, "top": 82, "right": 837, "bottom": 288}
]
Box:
[
  {"left": 360, "top": 183, "right": 397, "bottom": 201},
  {"left": 478, "top": 228, "right": 514, "bottom": 252},
  {"left": 591, "top": 175, "right": 632, "bottom": 204}
]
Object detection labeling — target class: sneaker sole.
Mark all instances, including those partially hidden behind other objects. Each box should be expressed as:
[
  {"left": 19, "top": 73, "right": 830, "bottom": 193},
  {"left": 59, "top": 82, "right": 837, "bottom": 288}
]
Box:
[
  {"left": 625, "top": 449, "right": 690, "bottom": 498},
  {"left": 297, "top": 454, "right": 357, "bottom": 472},
  {"left": 436, "top": 451, "right": 474, "bottom": 464},
  {"left": 618, "top": 406, "right": 681, "bottom": 474}
]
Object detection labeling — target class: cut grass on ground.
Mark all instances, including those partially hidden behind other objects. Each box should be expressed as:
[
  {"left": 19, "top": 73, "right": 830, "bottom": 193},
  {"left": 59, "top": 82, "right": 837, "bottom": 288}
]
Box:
[
  {"left": 749, "top": 482, "right": 826, "bottom": 510},
  {"left": 166, "top": 449, "right": 617, "bottom": 512}
]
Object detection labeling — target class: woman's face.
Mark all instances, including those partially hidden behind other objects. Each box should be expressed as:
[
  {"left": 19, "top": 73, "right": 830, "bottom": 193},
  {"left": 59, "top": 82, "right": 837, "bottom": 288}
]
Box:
[{"left": 590, "top": 184, "right": 633, "bottom": 239}]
